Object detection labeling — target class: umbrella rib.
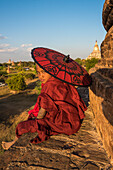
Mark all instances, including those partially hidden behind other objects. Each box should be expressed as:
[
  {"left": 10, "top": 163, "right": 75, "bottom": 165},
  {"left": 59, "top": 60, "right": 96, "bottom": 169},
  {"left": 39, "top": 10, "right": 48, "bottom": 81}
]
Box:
[
  {"left": 72, "top": 62, "right": 84, "bottom": 74},
  {"left": 71, "top": 73, "right": 73, "bottom": 83},
  {"left": 64, "top": 70, "right": 66, "bottom": 81},
  {"left": 63, "top": 65, "right": 67, "bottom": 80},
  {"left": 38, "top": 59, "right": 49, "bottom": 62},
  {"left": 55, "top": 64, "right": 67, "bottom": 76},
  {"left": 41, "top": 63, "right": 51, "bottom": 67}
]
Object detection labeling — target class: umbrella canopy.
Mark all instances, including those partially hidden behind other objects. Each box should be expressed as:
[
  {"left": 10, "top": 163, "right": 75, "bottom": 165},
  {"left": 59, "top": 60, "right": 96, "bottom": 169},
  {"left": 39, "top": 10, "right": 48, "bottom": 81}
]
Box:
[{"left": 31, "top": 47, "right": 91, "bottom": 86}]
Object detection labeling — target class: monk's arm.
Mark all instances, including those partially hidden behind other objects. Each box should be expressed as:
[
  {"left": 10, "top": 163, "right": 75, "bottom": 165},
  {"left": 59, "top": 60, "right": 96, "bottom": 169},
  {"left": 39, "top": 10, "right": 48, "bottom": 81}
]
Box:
[{"left": 37, "top": 107, "right": 46, "bottom": 119}]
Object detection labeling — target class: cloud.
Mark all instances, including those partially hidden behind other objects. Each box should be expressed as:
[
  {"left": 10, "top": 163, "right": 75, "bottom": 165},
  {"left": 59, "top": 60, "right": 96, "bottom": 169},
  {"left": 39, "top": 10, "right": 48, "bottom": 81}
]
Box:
[
  {"left": 0, "top": 43, "right": 18, "bottom": 53},
  {"left": 27, "top": 47, "right": 33, "bottom": 52},
  {"left": 20, "top": 44, "right": 33, "bottom": 52},
  {"left": 0, "top": 34, "right": 7, "bottom": 40},
  {"left": 0, "top": 44, "right": 10, "bottom": 48},
  {"left": 0, "top": 47, "right": 18, "bottom": 52},
  {"left": 21, "top": 44, "right": 32, "bottom": 48}
]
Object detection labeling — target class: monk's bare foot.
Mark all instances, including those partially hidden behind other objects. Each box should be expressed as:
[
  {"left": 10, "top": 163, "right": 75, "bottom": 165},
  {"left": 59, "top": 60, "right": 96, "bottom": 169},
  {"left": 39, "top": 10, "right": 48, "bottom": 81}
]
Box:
[
  {"left": 2, "top": 141, "right": 14, "bottom": 150},
  {"left": 2, "top": 136, "right": 18, "bottom": 150}
]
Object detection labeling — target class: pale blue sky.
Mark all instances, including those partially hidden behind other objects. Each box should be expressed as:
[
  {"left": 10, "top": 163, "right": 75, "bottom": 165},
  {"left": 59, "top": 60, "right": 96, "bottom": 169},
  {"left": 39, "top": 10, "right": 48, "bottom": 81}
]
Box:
[{"left": 0, "top": 0, "right": 106, "bottom": 63}]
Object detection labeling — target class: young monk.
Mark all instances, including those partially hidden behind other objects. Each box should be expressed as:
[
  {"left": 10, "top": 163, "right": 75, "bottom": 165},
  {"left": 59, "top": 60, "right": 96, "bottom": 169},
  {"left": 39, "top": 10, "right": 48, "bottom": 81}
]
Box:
[
  {"left": 2, "top": 65, "right": 51, "bottom": 149},
  {"left": 2, "top": 47, "right": 91, "bottom": 150},
  {"left": 2, "top": 64, "right": 87, "bottom": 150}
]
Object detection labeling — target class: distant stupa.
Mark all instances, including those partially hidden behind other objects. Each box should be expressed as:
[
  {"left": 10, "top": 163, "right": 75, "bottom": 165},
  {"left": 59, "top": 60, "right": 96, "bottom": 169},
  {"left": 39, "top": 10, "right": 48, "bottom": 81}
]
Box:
[
  {"left": 86, "top": 41, "right": 101, "bottom": 60},
  {"left": 7, "top": 59, "right": 12, "bottom": 64},
  {"left": 12, "top": 61, "right": 15, "bottom": 66},
  {"left": 18, "top": 61, "right": 21, "bottom": 66}
]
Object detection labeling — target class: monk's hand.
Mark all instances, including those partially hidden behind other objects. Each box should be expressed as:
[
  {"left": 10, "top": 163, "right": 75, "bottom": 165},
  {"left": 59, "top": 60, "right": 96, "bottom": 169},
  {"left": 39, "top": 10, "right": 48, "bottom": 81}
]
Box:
[
  {"left": 32, "top": 116, "right": 37, "bottom": 120},
  {"left": 37, "top": 108, "right": 46, "bottom": 119}
]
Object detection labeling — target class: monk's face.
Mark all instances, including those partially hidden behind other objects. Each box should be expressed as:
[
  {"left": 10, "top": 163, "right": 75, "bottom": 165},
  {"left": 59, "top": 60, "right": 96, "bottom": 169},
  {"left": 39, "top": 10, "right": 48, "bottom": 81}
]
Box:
[{"left": 36, "top": 64, "right": 52, "bottom": 84}]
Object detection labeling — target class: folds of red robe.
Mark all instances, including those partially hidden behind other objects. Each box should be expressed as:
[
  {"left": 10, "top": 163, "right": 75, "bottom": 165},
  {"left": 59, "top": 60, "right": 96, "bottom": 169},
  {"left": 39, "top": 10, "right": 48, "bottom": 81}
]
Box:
[
  {"left": 16, "top": 77, "right": 87, "bottom": 144},
  {"left": 27, "top": 83, "right": 45, "bottom": 118}
]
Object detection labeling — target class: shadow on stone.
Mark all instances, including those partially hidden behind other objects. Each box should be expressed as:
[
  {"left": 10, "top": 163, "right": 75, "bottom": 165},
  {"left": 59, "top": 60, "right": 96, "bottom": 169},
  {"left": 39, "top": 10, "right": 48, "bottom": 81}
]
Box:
[{"left": 14, "top": 132, "right": 38, "bottom": 147}]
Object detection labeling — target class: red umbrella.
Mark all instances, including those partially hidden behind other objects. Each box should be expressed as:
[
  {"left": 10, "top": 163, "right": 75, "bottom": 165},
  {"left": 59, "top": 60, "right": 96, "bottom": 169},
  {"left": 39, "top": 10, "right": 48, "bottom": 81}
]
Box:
[{"left": 31, "top": 47, "right": 91, "bottom": 86}]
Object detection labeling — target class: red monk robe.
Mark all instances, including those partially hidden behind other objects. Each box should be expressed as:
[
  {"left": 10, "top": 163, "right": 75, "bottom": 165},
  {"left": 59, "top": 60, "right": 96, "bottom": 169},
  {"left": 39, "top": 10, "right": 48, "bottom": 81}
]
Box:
[{"left": 16, "top": 77, "right": 87, "bottom": 144}]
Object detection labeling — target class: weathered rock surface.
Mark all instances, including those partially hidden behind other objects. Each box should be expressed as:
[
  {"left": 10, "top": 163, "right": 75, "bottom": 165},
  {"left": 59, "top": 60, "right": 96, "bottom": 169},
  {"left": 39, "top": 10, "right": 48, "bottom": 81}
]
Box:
[
  {"left": 100, "top": 26, "right": 113, "bottom": 68},
  {"left": 99, "top": 0, "right": 113, "bottom": 68},
  {"left": 89, "top": 0, "right": 113, "bottom": 164},
  {"left": 0, "top": 87, "right": 112, "bottom": 169},
  {"left": 89, "top": 69, "right": 113, "bottom": 164},
  {"left": 102, "top": 0, "right": 113, "bottom": 31}
]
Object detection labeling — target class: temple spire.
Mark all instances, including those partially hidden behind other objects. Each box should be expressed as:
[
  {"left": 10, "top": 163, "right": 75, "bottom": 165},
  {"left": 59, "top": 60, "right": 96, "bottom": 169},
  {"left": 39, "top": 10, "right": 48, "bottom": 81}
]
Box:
[{"left": 86, "top": 40, "right": 101, "bottom": 60}]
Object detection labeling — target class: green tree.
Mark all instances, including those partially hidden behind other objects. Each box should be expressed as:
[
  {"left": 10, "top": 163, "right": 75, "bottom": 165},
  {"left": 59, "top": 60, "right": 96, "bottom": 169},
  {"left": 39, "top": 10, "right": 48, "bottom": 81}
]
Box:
[
  {"left": 85, "top": 58, "right": 99, "bottom": 72},
  {"left": 24, "top": 73, "right": 35, "bottom": 80},
  {"left": 75, "top": 58, "right": 83, "bottom": 65},
  {"left": 0, "top": 71, "right": 7, "bottom": 77},
  {"left": 34, "top": 64, "right": 37, "bottom": 74},
  {"left": 35, "top": 81, "right": 42, "bottom": 95},
  {"left": 0, "top": 66, "right": 3, "bottom": 70},
  {"left": 18, "top": 66, "right": 23, "bottom": 72},
  {"left": 6, "top": 74, "right": 26, "bottom": 91}
]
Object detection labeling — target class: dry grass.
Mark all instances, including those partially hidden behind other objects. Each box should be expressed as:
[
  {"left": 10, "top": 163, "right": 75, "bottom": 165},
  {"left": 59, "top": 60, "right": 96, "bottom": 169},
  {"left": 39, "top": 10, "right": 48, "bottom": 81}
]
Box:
[
  {"left": 0, "top": 78, "right": 39, "bottom": 154},
  {"left": 0, "top": 109, "right": 30, "bottom": 154},
  {"left": 0, "top": 86, "right": 10, "bottom": 98}
]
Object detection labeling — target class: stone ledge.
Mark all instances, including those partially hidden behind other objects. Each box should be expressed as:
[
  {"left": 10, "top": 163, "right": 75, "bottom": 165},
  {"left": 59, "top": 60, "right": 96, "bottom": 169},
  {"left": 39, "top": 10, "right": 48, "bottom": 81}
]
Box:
[
  {"left": 97, "top": 68, "right": 113, "bottom": 82},
  {"left": 0, "top": 107, "right": 111, "bottom": 169},
  {"left": 90, "top": 70, "right": 113, "bottom": 105}
]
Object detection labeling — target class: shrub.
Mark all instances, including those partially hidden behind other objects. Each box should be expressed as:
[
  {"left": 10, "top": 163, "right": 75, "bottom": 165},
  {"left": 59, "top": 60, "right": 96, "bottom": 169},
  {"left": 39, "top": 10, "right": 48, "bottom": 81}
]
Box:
[
  {"left": 85, "top": 58, "right": 99, "bottom": 72},
  {"left": 0, "top": 66, "right": 3, "bottom": 70},
  {"left": 18, "top": 66, "right": 23, "bottom": 72},
  {"left": 34, "top": 64, "right": 37, "bottom": 74},
  {"left": 0, "top": 77, "right": 5, "bottom": 83},
  {"left": 0, "top": 71, "right": 7, "bottom": 77},
  {"left": 6, "top": 74, "right": 26, "bottom": 91},
  {"left": 35, "top": 81, "right": 41, "bottom": 95},
  {"left": 75, "top": 58, "right": 83, "bottom": 65},
  {"left": 24, "top": 73, "right": 35, "bottom": 80}
]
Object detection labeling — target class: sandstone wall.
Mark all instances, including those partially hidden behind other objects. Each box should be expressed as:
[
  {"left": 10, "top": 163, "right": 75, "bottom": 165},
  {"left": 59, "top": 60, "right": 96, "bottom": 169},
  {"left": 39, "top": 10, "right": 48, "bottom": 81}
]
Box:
[
  {"left": 89, "top": 0, "right": 113, "bottom": 163},
  {"left": 102, "top": 0, "right": 113, "bottom": 32},
  {"left": 98, "top": 0, "right": 113, "bottom": 68},
  {"left": 89, "top": 68, "right": 113, "bottom": 162},
  {"left": 100, "top": 26, "right": 113, "bottom": 67}
]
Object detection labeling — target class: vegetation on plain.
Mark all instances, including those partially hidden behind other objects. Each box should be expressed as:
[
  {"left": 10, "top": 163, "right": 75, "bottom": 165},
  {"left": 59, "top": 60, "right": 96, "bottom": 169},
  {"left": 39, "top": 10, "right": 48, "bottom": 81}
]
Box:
[
  {"left": 0, "top": 58, "right": 99, "bottom": 91},
  {"left": 6, "top": 74, "right": 27, "bottom": 91},
  {"left": 35, "top": 81, "right": 42, "bottom": 95},
  {"left": 75, "top": 57, "right": 99, "bottom": 72}
]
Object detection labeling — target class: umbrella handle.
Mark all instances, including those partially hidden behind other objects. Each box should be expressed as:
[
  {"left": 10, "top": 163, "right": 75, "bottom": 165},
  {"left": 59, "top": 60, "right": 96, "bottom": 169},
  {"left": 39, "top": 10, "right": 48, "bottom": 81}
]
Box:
[{"left": 63, "top": 55, "right": 70, "bottom": 63}]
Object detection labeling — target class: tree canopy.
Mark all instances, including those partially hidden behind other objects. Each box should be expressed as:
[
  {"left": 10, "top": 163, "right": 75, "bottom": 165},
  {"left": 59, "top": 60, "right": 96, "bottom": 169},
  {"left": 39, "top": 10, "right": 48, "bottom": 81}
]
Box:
[{"left": 75, "top": 57, "right": 99, "bottom": 72}]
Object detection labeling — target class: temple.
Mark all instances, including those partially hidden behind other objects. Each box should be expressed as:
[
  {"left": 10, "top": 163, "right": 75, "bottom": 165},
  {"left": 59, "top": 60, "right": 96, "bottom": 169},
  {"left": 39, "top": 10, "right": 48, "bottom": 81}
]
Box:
[{"left": 86, "top": 40, "right": 101, "bottom": 60}]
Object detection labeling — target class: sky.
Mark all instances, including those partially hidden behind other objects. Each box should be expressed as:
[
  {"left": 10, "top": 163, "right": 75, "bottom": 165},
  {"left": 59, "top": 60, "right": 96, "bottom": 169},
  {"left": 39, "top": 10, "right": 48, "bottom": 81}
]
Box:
[{"left": 0, "top": 0, "right": 106, "bottom": 63}]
